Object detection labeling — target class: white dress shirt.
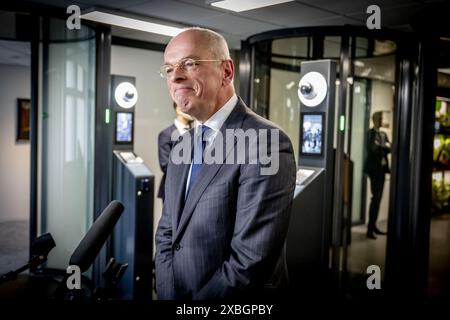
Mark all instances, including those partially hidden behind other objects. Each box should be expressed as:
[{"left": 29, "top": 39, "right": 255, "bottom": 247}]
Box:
[{"left": 185, "top": 94, "right": 238, "bottom": 197}]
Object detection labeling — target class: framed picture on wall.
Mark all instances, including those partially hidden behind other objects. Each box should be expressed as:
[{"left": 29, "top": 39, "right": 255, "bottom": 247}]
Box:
[{"left": 17, "top": 98, "right": 30, "bottom": 141}]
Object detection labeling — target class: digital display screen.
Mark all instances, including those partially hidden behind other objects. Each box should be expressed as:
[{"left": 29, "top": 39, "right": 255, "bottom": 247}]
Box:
[
  {"left": 301, "top": 113, "right": 324, "bottom": 156},
  {"left": 116, "top": 112, "right": 133, "bottom": 143}
]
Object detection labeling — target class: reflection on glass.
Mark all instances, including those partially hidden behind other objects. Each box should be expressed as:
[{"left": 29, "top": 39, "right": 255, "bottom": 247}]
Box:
[
  {"left": 267, "top": 37, "right": 310, "bottom": 163},
  {"left": 324, "top": 36, "right": 341, "bottom": 58},
  {"left": 40, "top": 18, "right": 95, "bottom": 270},
  {"left": 272, "top": 37, "right": 309, "bottom": 58}
]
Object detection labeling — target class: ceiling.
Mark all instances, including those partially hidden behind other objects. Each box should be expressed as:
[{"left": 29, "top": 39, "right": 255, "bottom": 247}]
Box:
[
  {"left": 14, "top": 0, "right": 447, "bottom": 49},
  {"left": 0, "top": 0, "right": 446, "bottom": 67}
]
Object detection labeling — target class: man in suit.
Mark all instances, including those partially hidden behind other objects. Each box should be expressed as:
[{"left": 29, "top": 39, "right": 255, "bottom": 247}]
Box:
[
  {"left": 364, "top": 111, "right": 391, "bottom": 239},
  {"left": 157, "top": 103, "right": 193, "bottom": 202},
  {"left": 155, "top": 27, "right": 296, "bottom": 300}
]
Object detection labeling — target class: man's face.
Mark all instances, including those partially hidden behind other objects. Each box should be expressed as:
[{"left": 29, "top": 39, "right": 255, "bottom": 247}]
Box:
[
  {"left": 373, "top": 113, "right": 383, "bottom": 128},
  {"left": 164, "top": 32, "right": 223, "bottom": 121}
]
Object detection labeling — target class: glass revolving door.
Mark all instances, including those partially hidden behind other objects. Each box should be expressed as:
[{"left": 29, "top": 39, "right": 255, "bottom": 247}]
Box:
[{"left": 241, "top": 27, "right": 399, "bottom": 297}]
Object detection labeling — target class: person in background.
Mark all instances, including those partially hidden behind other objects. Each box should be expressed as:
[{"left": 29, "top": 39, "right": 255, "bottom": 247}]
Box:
[
  {"left": 364, "top": 111, "right": 391, "bottom": 239},
  {"left": 157, "top": 103, "right": 193, "bottom": 202}
]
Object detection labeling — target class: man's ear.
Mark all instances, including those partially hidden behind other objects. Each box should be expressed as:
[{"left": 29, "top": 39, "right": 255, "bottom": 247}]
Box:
[{"left": 222, "top": 59, "right": 234, "bottom": 86}]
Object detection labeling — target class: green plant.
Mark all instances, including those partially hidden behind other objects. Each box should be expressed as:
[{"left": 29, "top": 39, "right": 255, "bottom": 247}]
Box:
[
  {"left": 434, "top": 135, "right": 450, "bottom": 166},
  {"left": 432, "top": 174, "right": 450, "bottom": 213}
]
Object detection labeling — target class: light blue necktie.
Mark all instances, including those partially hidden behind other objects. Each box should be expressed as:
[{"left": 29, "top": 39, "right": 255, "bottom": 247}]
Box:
[{"left": 186, "top": 125, "right": 210, "bottom": 197}]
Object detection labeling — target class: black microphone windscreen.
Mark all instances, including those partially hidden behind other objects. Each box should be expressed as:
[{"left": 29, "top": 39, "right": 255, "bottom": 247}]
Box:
[
  {"left": 31, "top": 233, "right": 56, "bottom": 257},
  {"left": 69, "top": 200, "right": 124, "bottom": 272}
]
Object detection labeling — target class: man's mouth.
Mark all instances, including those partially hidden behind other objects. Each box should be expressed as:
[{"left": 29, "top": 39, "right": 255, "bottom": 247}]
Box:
[{"left": 175, "top": 87, "right": 194, "bottom": 94}]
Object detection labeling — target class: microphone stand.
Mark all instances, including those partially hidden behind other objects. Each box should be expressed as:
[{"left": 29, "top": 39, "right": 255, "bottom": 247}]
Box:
[
  {"left": 0, "top": 254, "right": 48, "bottom": 285},
  {"left": 53, "top": 257, "right": 128, "bottom": 301}
]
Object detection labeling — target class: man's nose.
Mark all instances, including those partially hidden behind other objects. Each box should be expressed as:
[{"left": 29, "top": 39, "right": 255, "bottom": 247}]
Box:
[{"left": 169, "top": 66, "right": 186, "bottom": 82}]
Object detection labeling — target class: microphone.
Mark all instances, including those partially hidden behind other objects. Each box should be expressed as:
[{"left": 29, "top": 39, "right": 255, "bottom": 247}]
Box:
[{"left": 69, "top": 200, "right": 125, "bottom": 272}]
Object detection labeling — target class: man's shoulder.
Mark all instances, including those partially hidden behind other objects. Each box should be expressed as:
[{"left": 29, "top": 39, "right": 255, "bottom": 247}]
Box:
[{"left": 159, "top": 124, "right": 177, "bottom": 137}]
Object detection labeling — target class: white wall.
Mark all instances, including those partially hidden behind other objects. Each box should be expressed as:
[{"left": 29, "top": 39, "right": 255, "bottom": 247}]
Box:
[
  {"left": 111, "top": 45, "right": 174, "bottom": 253},
  {"left": 0, "top": 64, "right": 30, "bottom": 222}
]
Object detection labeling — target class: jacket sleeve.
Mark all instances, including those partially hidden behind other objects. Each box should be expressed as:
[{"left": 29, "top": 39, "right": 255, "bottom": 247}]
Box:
[
  {"left": 194, "top": 130, "right": 296, "bottom": 300},
  {"left": 155, "top": 197, "right": 175, "bottom": 299},
  {"left": 368, "top": 130, "right": 391, "bottom": 155},
  {"left": 158, "top": 129, "right": 173, "bottom": 173}
]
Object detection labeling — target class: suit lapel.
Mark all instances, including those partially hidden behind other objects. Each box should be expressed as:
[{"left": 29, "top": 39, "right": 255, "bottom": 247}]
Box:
[
  {"left": 171, "top": 162, "right": 190, "bottom": 235},
  {"left": 173, "top": 99, "right": 247, "bottom": 243},
  {"left": 170, "top": 130, "right": 194, "bottom": 235}
]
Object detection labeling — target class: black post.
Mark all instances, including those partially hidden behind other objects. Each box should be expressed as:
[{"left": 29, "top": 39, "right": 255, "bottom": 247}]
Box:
[
  {"left": 385, "top": 32, "right": 436, "bottom": 300},
  {"left": 331, "top": 34, "right": 350, "bottom": 295},
  {"left": 29, "top": 14, "right": 40, "bottom": 266},
  {"left": 93, "top": 25, "right": 113, "bottom": 288}
]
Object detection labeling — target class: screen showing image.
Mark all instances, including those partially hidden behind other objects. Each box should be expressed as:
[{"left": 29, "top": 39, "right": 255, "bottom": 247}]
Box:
[
  {"left": 301, "top": 113, "right": 323, "bottom": 155},
  {"left": 116, "top": 112, "right": 133, "bottom": 143}
]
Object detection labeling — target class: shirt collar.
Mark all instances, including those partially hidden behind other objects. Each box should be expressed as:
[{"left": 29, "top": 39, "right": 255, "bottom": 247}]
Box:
[{"left": 196, "top": 94, "right": 238, "bottom": 133}]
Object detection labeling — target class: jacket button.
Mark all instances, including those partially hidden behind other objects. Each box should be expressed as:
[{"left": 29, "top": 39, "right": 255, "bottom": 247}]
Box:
[{"left": 173, "top": 243, "right": 181, "bottom": 251}]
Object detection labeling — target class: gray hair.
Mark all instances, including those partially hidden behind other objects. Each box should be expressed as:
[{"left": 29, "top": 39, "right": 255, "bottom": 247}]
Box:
[{"left": 180, "top": 27, "right": 230, "bottom": 60}]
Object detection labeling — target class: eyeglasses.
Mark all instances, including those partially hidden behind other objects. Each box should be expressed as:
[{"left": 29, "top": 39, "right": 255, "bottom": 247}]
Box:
[{"left": 159, "top": 58, "right": 223, "bottom": 79}]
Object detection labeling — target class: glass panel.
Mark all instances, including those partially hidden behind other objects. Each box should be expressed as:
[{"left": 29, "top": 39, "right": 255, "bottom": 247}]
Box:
[
  {"left": 40, "top": 18, "right": 96, "bottom": 270},
  {"left": 269, "top": 68, "right": 301, "bottom": 163},
  {"left": 324, "top": 36, "right": 341, "bottom": 59},
  {"left": 272, "top": 37, "right": 309, "bottom": 58},
  {"left": 347, "top": 39, "right": 396, "bottom": 284},
  {"left": 373, "top": 40, "right": 396, "bottom": 56},
  {"left": 354, "top": 55, "right": 396, "bottom": 83},
  {"left": 350, "top": 79, "right": 368, "bottom": 223},
  {"left": 252, "top": 40, "right": 271, "bottom": 118},
  {"left": 437, "top": 71, "right": 450, "bottom": 89},
  {"left": 268, "top": 37, "right": 309, "bottom": 162},
  {"left": 355, "top": 37, "right": 369, "bottom": 58}
]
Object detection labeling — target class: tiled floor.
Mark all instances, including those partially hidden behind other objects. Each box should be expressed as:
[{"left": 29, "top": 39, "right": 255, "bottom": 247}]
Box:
[
  {"left": 347, "top": 215, "right": 450, "bottom": 298},
  {"left": 0, "top": 220, "right": 29, "bottom": 275},
  {"left": 347, "top": 220, "right": 388, "bottom": 279},
  {"left": 428, "top": 213, "right": 450, "bottom": 298}
]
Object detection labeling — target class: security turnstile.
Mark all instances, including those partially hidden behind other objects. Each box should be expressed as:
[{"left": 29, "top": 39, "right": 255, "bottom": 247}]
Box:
[
  {"left": 112, "top": 150, "right": 154, "bottom": 300},
  {"left": 285, "top": 60, "right": 336, "bottom": 296},
  {"left": 286, "top": 167, "right": 329, "bottom": 295}
]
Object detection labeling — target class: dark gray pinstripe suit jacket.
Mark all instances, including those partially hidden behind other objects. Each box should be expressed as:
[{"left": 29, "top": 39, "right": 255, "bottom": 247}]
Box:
[{"left": 155, "top": 98, "right": 296, "bottom": 300}]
